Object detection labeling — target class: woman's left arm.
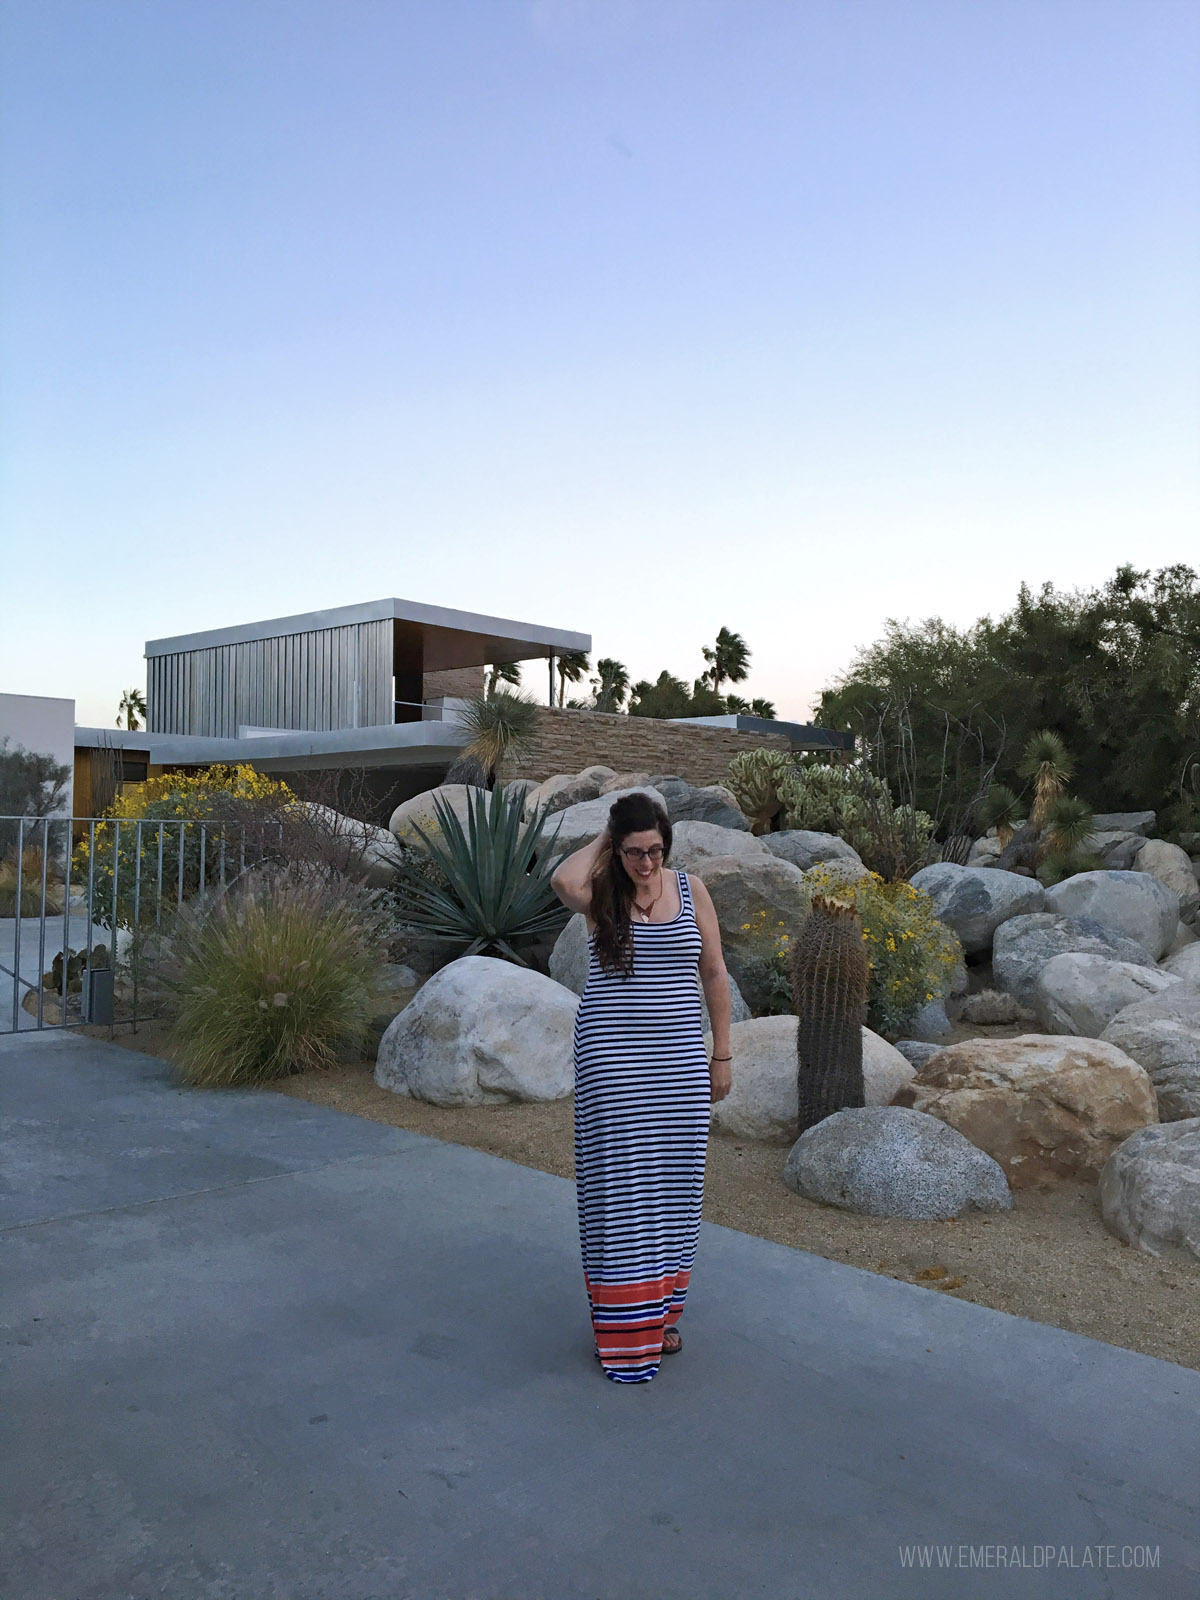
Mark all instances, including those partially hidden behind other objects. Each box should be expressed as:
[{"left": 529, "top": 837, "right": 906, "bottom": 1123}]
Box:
[{"left": 689, "top": 874, "right": 732, "bottom": 1103}]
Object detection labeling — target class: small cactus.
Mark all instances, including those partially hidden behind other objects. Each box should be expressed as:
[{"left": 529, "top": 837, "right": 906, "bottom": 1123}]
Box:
[
  {"left": 790, "top": 895, "right": 869, "bottom": 1132},
  {"left": 726, "top": 748, "right": 799, "bottom": 834}
]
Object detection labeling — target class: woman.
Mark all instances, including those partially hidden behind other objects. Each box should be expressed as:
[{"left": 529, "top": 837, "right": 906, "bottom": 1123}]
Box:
[{"left": 550, "top": 791, "right": 733, "bottom": 1383}]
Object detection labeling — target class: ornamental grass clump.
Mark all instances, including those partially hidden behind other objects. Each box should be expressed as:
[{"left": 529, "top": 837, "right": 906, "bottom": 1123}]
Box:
[
  {"left": 806, "top": 865, "right": 962, "bottom": 1037},
  {"left": 165, "top": 875, "right": 390, "bottom": 1087}
]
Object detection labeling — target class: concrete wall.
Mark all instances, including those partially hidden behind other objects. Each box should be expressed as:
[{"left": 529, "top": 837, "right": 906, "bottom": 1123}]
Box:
[
  {"left": 494, "top": 706, "right": 791, "bottom": 788},
  {"left": 0, "top": 693, "right": 76, "bottom": 814}
]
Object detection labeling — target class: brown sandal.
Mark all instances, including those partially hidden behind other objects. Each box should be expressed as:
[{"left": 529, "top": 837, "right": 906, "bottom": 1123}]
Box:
[{"left": 661, "top": 1327, "right": 682, "bottom": 1355}]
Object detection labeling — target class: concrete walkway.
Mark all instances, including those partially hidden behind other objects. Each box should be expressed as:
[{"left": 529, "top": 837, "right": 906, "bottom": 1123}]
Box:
[{"left": 3, "top": 1032, "right": 1196, "bottom": 1600}]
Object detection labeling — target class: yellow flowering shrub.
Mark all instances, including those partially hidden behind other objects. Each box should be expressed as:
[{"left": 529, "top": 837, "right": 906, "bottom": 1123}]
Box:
[
  {"left": 75, "top": 765, "right": 294, "bottom": 928},
  {"left": 806, "top": 866, "right": 962, "bottom": 1036},
  {"left": 734, "top": 872, "right": 961, "bottom": 1036}
]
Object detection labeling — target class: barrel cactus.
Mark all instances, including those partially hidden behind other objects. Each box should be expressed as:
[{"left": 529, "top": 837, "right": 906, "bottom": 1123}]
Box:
[
  {"left": 726, "top": 748, "right": 800, "bottom": 834},
  {"left": 790, "top": 894, "right": 869, "bottom": 1133}
]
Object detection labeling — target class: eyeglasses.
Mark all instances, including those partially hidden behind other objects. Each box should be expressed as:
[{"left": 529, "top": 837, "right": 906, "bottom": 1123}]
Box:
[{"left": 620, "top": 845, "right": 665, "bottom": 862}]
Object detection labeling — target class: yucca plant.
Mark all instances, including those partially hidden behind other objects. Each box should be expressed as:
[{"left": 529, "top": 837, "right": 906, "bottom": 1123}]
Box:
[
  {"left": 1019, "top": 729, "right": 1075, "bottom": 831},
  {"left": 976, "top": 783, "right": 1026, "bottom": 846},
  {"left": 394, "top": 784, "right": 570, "bottom": 965},
  {"left": 164, "top": 874, "right": 391, "bottom": 1087},
  {"left": 453, "top": 690, "right": 540, "bottom": 788}
]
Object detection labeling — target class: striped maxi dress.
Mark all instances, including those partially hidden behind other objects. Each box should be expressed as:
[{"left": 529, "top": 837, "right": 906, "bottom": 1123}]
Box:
[{"left": 573, "top": 869, "right": 712, "bottom": 1383}]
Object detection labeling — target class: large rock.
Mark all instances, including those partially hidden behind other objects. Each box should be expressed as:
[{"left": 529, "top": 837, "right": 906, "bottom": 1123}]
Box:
[
  {"left": 375, "top": 956, "right": 577, "bottom": 1105},
  {"left": 783, "top": 1107, "right": 1012, "bottom": 1220},
  {"left": 538, "top": 786, "right": 666, "bottom": 856},
  {"left": 992, "top": 913, "right": 1157, "bottom": 1006},
  {"left": 1043, "top": 871, "right": 1179, "bottom": 960},
  {"left": 762, "top": 831, "right": 864, "bottom": 872},
  {"left": 802, "top": 857, "right": 871, "bottom": 892},
  {"left": 528, "top": 766, "right": 618, "bottom": 817},
  {"left": 908, "top": 863, "right": 1045, "bottom": 956},
  {"left": 599, "top": 770, "right": 651, "bottom": 794},
  {"left": 549, "top": 910, "right": 750, "bottom": 1032},
  {"left": 894, "top": 1041, "right": 944, "bottom": 1071},
  {"left": 967, "top": 833, "right": 1005, "bottom": 868},
  {"left": 650, "top": 776, "right": 750, "bottom": 831},
  {"left": 893, "top": 1035, "right": 1157, "bottom": 1186},
  {"left": 669, "top": 821, "right": 771, "bottom": 872},
  {"left": 1091, "top": 812, "right": 1155, "bottom": 836},
  {"left": 1099, "top": 1120, "right": 1200, "bottom": 1262},
  {"left": 1086, "top": 830, "right": 1146, "bottom": 872},
  {"left": 709, "top": 1016, "right": 915, "bottom": 1143},
  {"left": 904, "top": 999, "right": 954, "bottom": 1042},
  {"left": 288, "top": 803, "right": 399, "bottom": 887},
  {"left": 1101, "top": 986, "right": 1200, "bottom": 1121},
  {"left": 1162, "top": 944, "right": 1200, "bottom": 984},
  {"left": 389, "top": 785, "right": 483, "bottom": 848},
  {"left": 1134, "top": 839, "right": 1200, "bottom": 923},
  {"left": 699, "top": 854, "right": 812, "bottom": 991},
  {"left": 1033, "top": 953, "right": 1180, "bottom": 1038},
  {"left": 1166, "top": 921, "right": 1200, "bottom": 957}
]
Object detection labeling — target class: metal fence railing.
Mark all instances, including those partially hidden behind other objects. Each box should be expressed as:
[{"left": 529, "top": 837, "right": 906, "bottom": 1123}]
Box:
[{"left": 0, "top": 814, "right": 278, "bottom": 1037}]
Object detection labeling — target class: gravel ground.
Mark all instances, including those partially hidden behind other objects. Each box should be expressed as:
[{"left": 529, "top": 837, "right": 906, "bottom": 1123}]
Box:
[{"left": 88, "top": 1021, "right": 1199, "bottom": 1372}]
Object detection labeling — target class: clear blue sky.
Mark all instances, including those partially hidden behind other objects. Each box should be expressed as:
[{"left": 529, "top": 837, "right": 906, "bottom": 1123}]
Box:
[{"left": 3, "top": 0, "right": 1197, "bottom": 728}]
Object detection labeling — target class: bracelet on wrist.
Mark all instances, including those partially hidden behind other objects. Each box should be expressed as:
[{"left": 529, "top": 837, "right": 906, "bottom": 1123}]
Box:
[{"left": 711, "top": 1054, "right": 732, "bottom": 1062}]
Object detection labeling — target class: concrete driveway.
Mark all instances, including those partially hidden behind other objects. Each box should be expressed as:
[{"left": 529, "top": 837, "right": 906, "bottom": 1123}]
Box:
[{"left": 3, "top": 1031, "right": 1197, "bottom": 1599}]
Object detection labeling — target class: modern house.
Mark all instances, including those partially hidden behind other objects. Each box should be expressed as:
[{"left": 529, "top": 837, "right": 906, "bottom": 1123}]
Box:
[{"left": 56, "top": 596, "right": 851, "bottom": 820}]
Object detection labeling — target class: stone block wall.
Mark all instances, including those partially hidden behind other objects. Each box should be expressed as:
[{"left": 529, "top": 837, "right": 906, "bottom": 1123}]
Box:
[
  {"left": 495, "top": 707, "right": 791, "bottom": 787},
  {"left": 422, "top": 665, "right": 486, "bottom": 701}
]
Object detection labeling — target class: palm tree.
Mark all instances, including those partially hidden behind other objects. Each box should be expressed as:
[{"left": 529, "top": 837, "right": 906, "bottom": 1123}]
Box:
[
  {"left": 485, "top": 662, "right": 522, "bottom": 700},
  {"left": 591, "top": 658, "right": 630, "bottom": 713},
  {"left": 701, "top": 628, "right": 750, "bottom": 695},
  {"left": 453, "top": 690, "right": 540, "bottom": 789},
  {"left": 117, "top": 688, "right": 146, "bottom": 731},
  {"left": 554, "top": 650, "right": 590, "bottom": 708}
]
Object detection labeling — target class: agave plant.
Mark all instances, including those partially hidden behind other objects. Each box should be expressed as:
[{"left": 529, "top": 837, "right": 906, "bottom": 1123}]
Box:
[{"left": 394, "top": 784, "right": 570, "bottom": 964}]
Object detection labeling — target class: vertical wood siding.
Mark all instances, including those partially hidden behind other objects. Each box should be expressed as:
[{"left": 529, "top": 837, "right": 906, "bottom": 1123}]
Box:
[{"left": 147, "top": 620, "right": 394, "bottom": 737}]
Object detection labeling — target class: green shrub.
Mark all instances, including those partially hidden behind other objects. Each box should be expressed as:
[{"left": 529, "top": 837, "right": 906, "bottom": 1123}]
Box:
[
  {"left": 784, "top": 764, "right": 935, "bottom": 879},
  {"left": 75, "top": 765, "right": 293, "bottom": 930},
  {"left": 163, "top": 874, "right": 391, "bottom": 1087}
]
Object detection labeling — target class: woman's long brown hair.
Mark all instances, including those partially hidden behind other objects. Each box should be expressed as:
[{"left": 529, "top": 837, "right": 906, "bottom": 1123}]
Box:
[{"left": 590, "top": 793, "right": 673, "bottom": 977}]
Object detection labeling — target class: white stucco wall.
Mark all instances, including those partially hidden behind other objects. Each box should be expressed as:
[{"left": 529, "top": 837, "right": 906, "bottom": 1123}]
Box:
[{"left": 0, "top": 693, "right": 76, "bottom": 814}]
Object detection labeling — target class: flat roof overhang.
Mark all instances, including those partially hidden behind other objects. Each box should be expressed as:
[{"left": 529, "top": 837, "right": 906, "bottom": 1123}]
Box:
[
  {"left": 145, "top": 598, "right": 591, "bottom": 671},
  {"left": 77, "top": 721, "right": 470, "bottom": 773},
  {"left": 668, "top": 714, "right": 855, "bottom": 750}
]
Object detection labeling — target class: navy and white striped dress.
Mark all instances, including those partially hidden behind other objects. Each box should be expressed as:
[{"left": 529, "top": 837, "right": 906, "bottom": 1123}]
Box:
[{"left": 573, "top": 869, "right": 711, "bottom": 1383}]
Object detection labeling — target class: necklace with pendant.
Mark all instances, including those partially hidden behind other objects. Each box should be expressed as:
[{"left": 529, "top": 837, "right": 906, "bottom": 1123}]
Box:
[{"left": 633, "top": 871, "right": 664, "bottom": 923}]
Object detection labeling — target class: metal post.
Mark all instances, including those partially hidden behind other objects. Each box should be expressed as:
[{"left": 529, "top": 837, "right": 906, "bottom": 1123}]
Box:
[
  {"left": 109, "top": 820, "right": 121, "bottom": 1040},
  {"left": 85, "top": 820, "right": 95, "bottom": 984},
  {"left": 36, "top": 818, "right": 49, "bottom": 1027},
  {"left": 11, "top": 818, "right": 24, "bottom": 1031},
  {"left": 155, "top": 824, "right": 165, "bottom": 926},
  {"left": 548, "top": 651, "right": 555, "bottom": 707},
  {"left": 59, "top": 814, "right": 71, "bottom": 1026}
]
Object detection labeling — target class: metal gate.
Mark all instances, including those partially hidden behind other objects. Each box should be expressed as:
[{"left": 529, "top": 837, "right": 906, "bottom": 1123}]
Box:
[{"left": 1, "top": 814, "right": 270, "bottom": 1036}]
